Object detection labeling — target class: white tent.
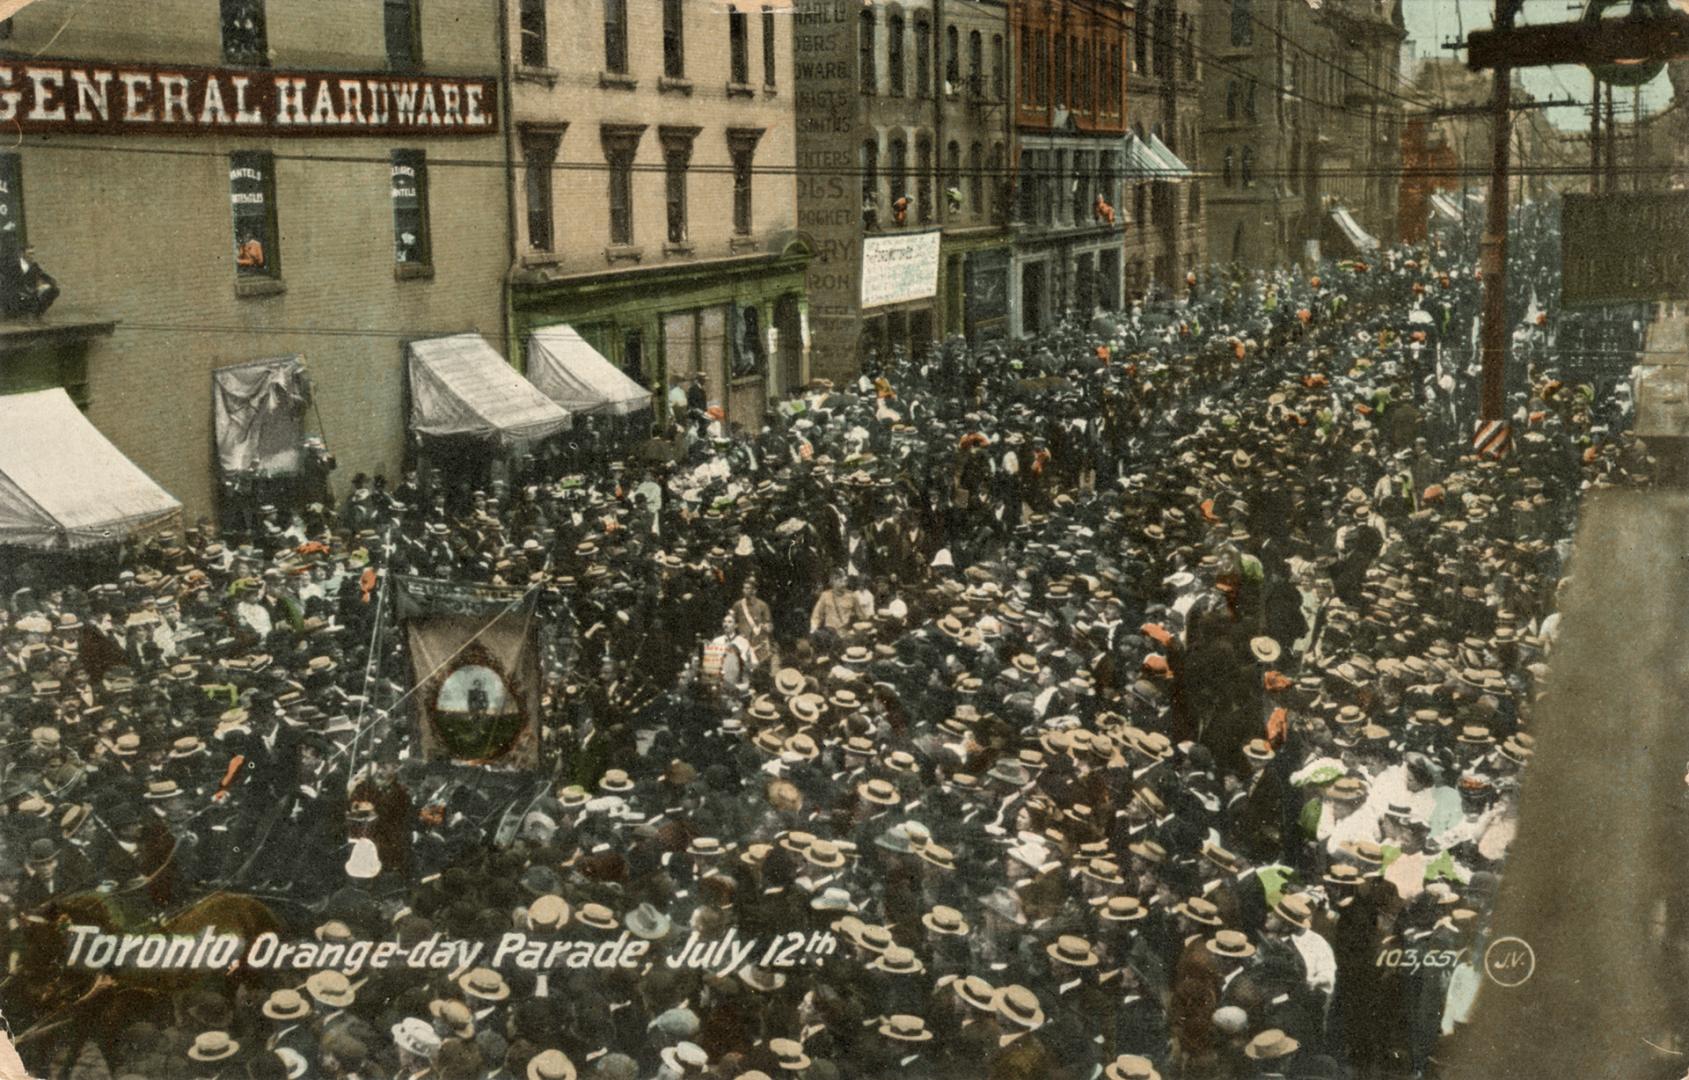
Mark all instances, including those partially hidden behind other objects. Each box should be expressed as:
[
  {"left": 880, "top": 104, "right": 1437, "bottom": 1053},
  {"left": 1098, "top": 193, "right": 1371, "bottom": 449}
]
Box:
[
  {"left": 526, "top": 325, "right": 652, "bottom": 417},
  {"left": 0, "top": 388, "right": 182, "bottom": 550},
  {"left": 407, "top": 333, "right": 571, "bottom": 444}
]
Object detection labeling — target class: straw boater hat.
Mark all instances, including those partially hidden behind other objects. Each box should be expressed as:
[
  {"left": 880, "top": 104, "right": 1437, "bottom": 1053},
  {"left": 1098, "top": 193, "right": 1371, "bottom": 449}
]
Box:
[
  {"left": 877, "top": 1015, "right": 935, "bottom": 1042},
  {"left": 1096, "top": 895, "right": 1149, "bottom": 922},
  {"left": 1105, "top": 1055, "right": 1162, "bottom": 1080},
  {"left": 187, "top": 1032, "right": 240, "bottom": 1062},
  {"left": 1045, "top": 934, "right": 1100, "bottom": 968},
  {"left": 528, "top": 894, "right": 570, "bottom": 930},
  {"left": 303, "top": 970, "right": 357, "bottom": 1009},
  {"left": 458, "top": 967, "right": 510, "bottom": 1002},
  {"left": 576, "top": 903, "right": 618, "bottom": 930},
  {"left": 1206, "top": 930, "right": 1256, "bottom": 959},
  {"left": 527, "top": 1049, "right": 577, "bottom": 1080},
  {"left": 1244, "top": 1029, "right": 1301, "bottom": 1060},
  {"left": 921, "top": 905, "right": 970, "bottom": 936},
  {"left": 261, "top": 989, "right": 312, "bottom": 1021},
  {"left": 768, "top": 1038, "right": 812, "bottom": 1071},
  {"left": 994, "top": 985, "right": 1045, "bottom": 1030}
]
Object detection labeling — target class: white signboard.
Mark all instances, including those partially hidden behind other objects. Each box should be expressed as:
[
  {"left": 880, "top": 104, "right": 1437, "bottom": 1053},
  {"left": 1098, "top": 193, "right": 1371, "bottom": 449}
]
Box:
[{"left": 860, "top": 230, "right": 942, "bottom": 309}]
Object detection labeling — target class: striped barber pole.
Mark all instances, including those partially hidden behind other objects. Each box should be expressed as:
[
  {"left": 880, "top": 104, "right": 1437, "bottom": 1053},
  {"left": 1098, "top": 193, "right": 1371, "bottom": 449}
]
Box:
[{"left": 1473, "top": 419, "right": 1512, "bottom": 460}]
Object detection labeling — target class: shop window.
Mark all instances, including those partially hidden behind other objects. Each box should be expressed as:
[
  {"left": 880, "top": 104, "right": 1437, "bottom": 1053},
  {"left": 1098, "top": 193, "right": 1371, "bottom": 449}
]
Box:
[
  {"left": 915, "top": 16, "right": 931, "bottom": 98},
  {"left": 519, "top": 0, "right": 547, "bottom": 68},
  {"left": 602, "top": 126, "right": 644, "bottom": 245},
  {"left": 729, "top": 5, "right": 749, "bottom": 85},
  {"left": 385, "top": 0, "right": 421, "bottom": 72},
  {"left": 229, "top": 151, "right": 279, "bottom": 279},
  {"left": 762, "top": 7, "right": 777, "bottom": 87},
  {"left": 605, "top": 0, "right": 629, "bottom": 74},
  {"left": 522, "top": 129, "right": 561, "bottom": 251},
  {"left": 221, "top": 0, "right": 267, "bottom": 65},
  {"left": 390, "top": 150, "right": 432, "bottom": 266},
  {"left": 730, "top": 128, "right": 762, "bottom": 236},
  {"left": 664, "top": 0, "right": 685, "bottom": 77}
]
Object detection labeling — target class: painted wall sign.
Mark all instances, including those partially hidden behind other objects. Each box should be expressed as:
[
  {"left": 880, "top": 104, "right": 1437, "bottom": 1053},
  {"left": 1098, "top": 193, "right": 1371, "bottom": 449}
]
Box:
[{"left": 0, "top": 57, "right": 498, "bottom": 137}]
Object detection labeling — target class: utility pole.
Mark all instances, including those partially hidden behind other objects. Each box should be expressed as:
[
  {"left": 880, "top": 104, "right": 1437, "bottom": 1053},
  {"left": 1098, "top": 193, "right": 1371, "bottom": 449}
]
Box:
[
  {"left": 1589, "top": 73, "right": 1601, "bottom": 194},
  {"left": 1477, "top": 0, "right": 1521, "bottom": 426},
  {"left": 1604, "top": 81, "right": 1617, "bottom": 192}
]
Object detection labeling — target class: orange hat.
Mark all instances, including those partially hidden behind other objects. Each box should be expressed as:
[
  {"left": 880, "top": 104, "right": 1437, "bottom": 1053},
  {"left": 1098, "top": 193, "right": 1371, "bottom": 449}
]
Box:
[
  {"left": 1263, "top": 671, "right": 1292, "bottom": 693},
  {"left": 1355, "top": 403, "right": 1373, "bottom": 415},
  {"left": 1198, "top": 499, "right": 1220, "bottom": 524},
  {"left": 1140, "top": 623, "right": 1174, "bottom": 647},
  {"left": 1421, "top": 484, "right": 1445, "bottom": 503},
  {"left": 1142, "top": 654, "right": 1171, "bottom": 677},
  {"left": 1266, "top": 707, "right": 1289, "bottom": 745}
]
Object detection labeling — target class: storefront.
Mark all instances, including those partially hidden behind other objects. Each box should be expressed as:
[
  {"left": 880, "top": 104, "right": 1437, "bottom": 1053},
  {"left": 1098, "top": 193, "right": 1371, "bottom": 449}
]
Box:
[
  {"left": 510, "top": 239, "right": 812, "bottom": 434},
  {"left": 938, "top": 231, "right": 1015, "bottom": 345}
]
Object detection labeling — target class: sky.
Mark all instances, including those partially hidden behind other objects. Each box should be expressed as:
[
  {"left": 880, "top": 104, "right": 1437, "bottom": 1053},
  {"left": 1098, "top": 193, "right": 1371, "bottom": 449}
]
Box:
[{"left": 1399, "top": 0, "right": 1679, "bottom": 129}]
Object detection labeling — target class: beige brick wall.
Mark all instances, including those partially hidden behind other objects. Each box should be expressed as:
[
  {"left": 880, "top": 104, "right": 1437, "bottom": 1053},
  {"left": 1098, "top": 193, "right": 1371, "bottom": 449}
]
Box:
[
  {"left": 4, "top": 0, "right": 510, "bottom": 523},
  {"left": 509, "top": 0, "right": 798, "bottom": 271}
]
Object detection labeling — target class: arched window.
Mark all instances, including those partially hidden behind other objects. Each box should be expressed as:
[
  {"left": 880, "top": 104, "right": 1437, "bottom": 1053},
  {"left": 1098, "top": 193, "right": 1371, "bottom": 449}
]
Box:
[
  {"left": 1018, "top": 26, "right": 1030, "bottom": 103},
  {"left": 1222, "top": 146, "right": 1235, "bottom": 187},
  {"left": 945, "top": 25, "right": 960, "bottom": 90},
  {"left": 1054, "top": 34, "right": 1066, "bottom": 107},
  {"left": 968, "top": 141, "right": 983, "bottom": 212},
  {"left": 916, "top": 134, "right": 932, "bottom": 222},
  {"left": 992, "top": 33, "right": 1005, "bottom": 100},
  {"left": 888, "top": 12, "right": 905, "bottom": 95},
  {"left": 989, "top": 142, "right": 1005, "bottom": 222},
  {"left": 968, "top": 30, "right": 982, "bottom": 96},
  {"left": 1226, "top": 79, "right": 1238, "bottom": 120},
  {"left": 859, "top": 9, "right": 876, "bottom": 94},
  {"left": 1240, "top": 146, "right": 1255, "bottom": 187}
]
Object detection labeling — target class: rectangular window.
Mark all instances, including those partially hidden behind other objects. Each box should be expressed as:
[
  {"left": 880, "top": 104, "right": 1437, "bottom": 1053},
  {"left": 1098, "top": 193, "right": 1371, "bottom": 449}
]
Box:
[
  {"left": 916, "top": 18, "right": 932, "bottom": 98},
  {"left": 221, "top": 0, "right": 267, "bottom": 65},
  {"left": 519, "top": 0, "right": 547, "bottom": 67},
  {"left": 732, "top": 147, "right": 753, "bottom": 235},
  {"left": 663, "top": 142, "right": 691, "bottom": 244},
  {"left": 523, "top": 131, "right": 560, "bottom": 251},
  {"left": 762, "top": 7, "right": 776, "bottom": 87},
  {"left": 664, "top": 0, "right": 685, "bottom": 77},
  {"left": 603, "top": 127, "right": 643, "bottom": 245},
  {"left": 729, "top": 6, "right": 749, "bottom": 85},
  {"left": 861, "top": 139, "right": 878, "bottom": 210},
  {"left": 888, "top": 14, "right": 905, "bottom": 95},
  {"left": 385, "top": 0, "right": 420, "bottom": 72},
  {"left": 605, "top": 0, "right": 628, "bottom": 74},
  {"left": 0, "top": 153, "right": 26, "bottom": 249},
  {"left": 390, "top": 150, "right": 431, "bottom": 265},
  {"left": 968, "top": 142, "right": 983, "bottom": 213},
  {"left": 1230, "top": 0, "right": 1252, "bottom": 47},
  {"left": 889, "top": 137, "right": 907, "bottom": 207},
  {"left": 229, "top": 151, "right": 278, "bottom": 278}
]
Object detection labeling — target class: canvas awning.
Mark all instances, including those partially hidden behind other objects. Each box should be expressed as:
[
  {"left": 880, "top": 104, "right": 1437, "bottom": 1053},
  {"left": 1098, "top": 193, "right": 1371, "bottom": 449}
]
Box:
[
  {"left": 408, "top": 333, "right": 571, "bottom": 444},
  {"left": 526, "top": 325, "right": 652, "bottom": 417},
  {"left": 1329, "top": 207, "right": 1379, "bottom": 253},
  {"left": 1429, "top": 192, "right": 1463, "bottom": 222},
  {"left": 1145, "top": 133, "right": 1193, "bottom": 181},
  {"left": 1122, "top": 133, "right": 1183, "bottom": 181},
  {"left": 0, "top": 388, "right": 181, "bottom": 550},
  {"left": 213, "top": 355, "right": 309, "bottom": 477}
]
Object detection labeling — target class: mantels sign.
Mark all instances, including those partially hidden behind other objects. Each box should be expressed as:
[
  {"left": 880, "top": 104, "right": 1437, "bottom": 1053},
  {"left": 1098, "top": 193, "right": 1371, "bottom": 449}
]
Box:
[{"left": 0, "top": 57, "right": 497, "bottom": 137}]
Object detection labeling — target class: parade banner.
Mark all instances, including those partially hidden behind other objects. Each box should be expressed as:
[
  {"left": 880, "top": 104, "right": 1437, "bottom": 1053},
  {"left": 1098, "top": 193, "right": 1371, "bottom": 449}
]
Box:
[
  {"left": 860, "top": 230, "right": 942, "bottom": 309},
  {"left": 394, "top": 576, "right": 542, "bottom": 770},
  {"left": 0, "top": 57, "right": 497, "bottom": 137}
]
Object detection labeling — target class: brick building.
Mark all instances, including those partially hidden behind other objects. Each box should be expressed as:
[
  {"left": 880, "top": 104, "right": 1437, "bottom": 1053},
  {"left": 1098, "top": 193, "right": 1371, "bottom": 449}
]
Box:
[
  {"left": 0, "top": 0, "right": 511, "bottom": 524},
  {"left": 1201, "top": 0, "right": 1404, "bottom": 269},
  {"left": 1008, "top": 0, "right": 1130, "bottom": 335},
  {"left": 508, "top": 0, "right": 811, "bottom": 430},
  {"left": 1122, "top": 0, "right": 1203, "bottom": 298},
  {"left": 793, "top": 0, "right": 1015, "bottom": 381}
]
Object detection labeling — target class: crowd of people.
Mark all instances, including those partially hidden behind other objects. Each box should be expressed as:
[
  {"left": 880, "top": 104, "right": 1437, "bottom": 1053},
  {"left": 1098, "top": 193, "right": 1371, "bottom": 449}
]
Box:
[{"left": 0, "top": 207, "right": 1655, "bottom": 1080}]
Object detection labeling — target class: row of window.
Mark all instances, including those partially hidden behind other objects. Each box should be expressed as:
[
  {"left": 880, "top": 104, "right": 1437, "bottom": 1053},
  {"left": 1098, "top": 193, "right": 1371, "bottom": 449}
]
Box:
[
  {"left": 1132, "top": 3, "right": 1197, "bottom": 83},
  {"left": 228, "top": 149, "right": 433, "bottom": 279},
  {"left": 222, "top": 0, "right": 421, "bottom": 70},
  {"left": 1219, "top": 145, "right": 1256, "bottom": 188},
  {"left": 522, "top": 0, "right": 776, "bottom": 87},
  {"left": 522, "top": 127, "right": 762, "bottom": 252},
  {"left": 858, "top": 137, "right": 1008, "bottom": 226},
  {"left": 1016, "top": 25, "right": 1124, "bottom": 118},
  {"left": 858, "top": 13, "right": 1006, "bottom": 102}
]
